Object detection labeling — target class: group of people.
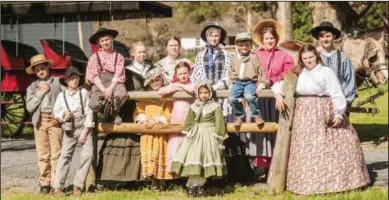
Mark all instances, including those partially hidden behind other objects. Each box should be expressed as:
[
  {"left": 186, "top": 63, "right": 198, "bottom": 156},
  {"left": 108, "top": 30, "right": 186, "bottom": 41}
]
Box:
[{"left": 25, "top": 18, "right": 370, "bottom": 197}]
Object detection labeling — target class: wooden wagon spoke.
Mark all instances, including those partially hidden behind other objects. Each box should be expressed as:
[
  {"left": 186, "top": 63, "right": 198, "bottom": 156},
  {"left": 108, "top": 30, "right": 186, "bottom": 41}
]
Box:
[
  {"left": 5, "top": 105, "right": 24, "bottom": 111},
  {"left": 4, "top": 115, "right": 17, "bottom": 124},
  {"left": 7, "top": 111, "right": 23, "bottom": 118}
]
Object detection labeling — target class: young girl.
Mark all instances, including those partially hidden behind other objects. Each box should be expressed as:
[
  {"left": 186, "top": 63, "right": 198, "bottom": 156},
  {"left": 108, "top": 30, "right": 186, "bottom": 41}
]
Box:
[
  {"left": 134, "top": 67, "right": 173, "bottom": 191},
  {"left": 157, "top": 61, "right": 196, "bottom": 172},
  {"left": 170, "top": 81, "right": 228, "bottom": 197}
]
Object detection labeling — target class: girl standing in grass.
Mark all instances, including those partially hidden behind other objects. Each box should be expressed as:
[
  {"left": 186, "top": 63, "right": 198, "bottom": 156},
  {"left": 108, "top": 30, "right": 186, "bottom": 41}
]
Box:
[
  {"left": 157, "top": 61, "right": 196, "bottom": 172},
  {"left": 170, "top": 81, "right": 227, "bottom": 197}
]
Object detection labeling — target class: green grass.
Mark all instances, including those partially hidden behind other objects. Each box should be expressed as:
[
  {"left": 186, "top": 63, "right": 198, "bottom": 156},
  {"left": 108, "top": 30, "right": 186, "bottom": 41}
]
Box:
[
  {"left": 1, "top": 185, "right": 388, "bottom": 200},
  {"left": 350, "top": 85, "right": 388, "bottom": 147}
]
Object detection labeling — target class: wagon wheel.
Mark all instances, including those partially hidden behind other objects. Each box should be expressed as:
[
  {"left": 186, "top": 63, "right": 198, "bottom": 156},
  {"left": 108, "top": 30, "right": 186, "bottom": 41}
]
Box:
[{"left": 1, "top": 92, "right": 27, "bottom": 137}]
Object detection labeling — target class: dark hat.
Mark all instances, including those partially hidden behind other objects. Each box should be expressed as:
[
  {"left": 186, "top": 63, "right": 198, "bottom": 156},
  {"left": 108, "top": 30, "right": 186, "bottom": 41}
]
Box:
[
  {"left": 59, "top": 67, "right": 84, "bottom": 86},
  {"left": 89, "top": 27, "right": 119, "bottom": 44},
  {"left": 200, "top": 22, "right": 227, "bottom": 44},
  {"left": 310, "top": 21, "right": 341, "bottom": 40}
]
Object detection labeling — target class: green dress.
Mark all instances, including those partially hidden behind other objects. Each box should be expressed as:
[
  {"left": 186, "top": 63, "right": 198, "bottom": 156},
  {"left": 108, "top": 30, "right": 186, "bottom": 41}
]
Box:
[{"left": 170, "top": 101, "right": 228, "bottom": 178}]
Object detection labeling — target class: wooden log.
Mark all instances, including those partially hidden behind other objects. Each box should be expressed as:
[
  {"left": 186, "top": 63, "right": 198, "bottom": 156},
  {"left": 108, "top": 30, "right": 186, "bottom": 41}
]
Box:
[
  {"left": 97, "top": 122, "right": 278, "bottom": 134},
  {"left": 267, "top": 71, "right": 298, "bottom": 194},
  {"left": 128, "top": 89, "right": 275, "bottom": 100}
]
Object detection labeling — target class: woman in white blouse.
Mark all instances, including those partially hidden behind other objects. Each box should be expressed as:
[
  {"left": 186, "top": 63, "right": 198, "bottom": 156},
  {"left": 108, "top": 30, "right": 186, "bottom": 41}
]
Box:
[
  {"left": 286, "top": 45, "right": 370, "bottom": 195},
  {"left": 155, "top": 36, "right": 192, "bottom": 83}
]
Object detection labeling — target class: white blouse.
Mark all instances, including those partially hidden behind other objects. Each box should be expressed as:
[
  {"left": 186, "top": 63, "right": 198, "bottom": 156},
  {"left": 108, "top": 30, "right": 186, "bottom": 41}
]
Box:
[{"left": 296, "top": 63, "right": 347, "bottom": 119}]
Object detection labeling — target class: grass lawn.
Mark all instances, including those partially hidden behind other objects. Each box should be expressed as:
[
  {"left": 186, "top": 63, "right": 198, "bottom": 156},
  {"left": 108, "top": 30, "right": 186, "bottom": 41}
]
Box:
[
  {"left": 1, "top": 185, "right": 388, "bottom": 200},
  {"left": 350, "top": 85, "right": 388, "bottom": 147}
]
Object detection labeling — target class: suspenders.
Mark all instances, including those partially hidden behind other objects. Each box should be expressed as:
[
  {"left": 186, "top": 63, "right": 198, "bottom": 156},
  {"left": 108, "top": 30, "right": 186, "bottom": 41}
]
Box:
[
  {"left": 336, "top": 50, "right": 342, "bottom": 80},
  {"left": 96, "top": 51, "right": 119, "bottom": 72},
  {"left": 63, "top": 90, "right": 85, "bottom": 116}
]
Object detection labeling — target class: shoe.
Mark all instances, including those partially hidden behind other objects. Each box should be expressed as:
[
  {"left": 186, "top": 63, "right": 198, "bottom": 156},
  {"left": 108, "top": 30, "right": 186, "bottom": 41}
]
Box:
[
  {"left": 195, "top": 186, "right": 206, "bottom": 197},
  {"left": 73, "top": 186, "right": 82, "bottom": 196},
  {"left": 159, "top": 180, "right": 167, "bottom": 191},
  {"left": 185, "top": 186, "right": 196, "bottom": 197},
  {"left": 53, "top": 188, "right": 64, "bottom": 196},
  {"left": 233, "top": 118, "right": 244, "bottom": 126},
  {"left": 254, "top": 116, "right": 265, "bottom": 126},
  {"left": 151, "top": 178, "right": 159, "bottom": 191},
  {"left": 114, "top": 115, "right": 123, "bottom": 125},
  {"left": 40, "top": 186, "right": 50, "bottom": 194}
]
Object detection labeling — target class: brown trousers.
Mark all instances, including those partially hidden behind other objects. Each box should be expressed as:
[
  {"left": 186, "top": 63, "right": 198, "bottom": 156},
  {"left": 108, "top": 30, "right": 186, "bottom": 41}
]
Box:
[
  {"left": 34, "top": 113, "right": 63, "bottom": 187},
  {"left": 89, "top": 72, "right": 127, "bottom": 112}
]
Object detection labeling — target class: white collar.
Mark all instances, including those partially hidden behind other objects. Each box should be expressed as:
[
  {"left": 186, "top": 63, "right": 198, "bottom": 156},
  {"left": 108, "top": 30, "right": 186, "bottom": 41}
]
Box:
[{"left": 321, "top": 49, "right": 337, "bottom": 57}]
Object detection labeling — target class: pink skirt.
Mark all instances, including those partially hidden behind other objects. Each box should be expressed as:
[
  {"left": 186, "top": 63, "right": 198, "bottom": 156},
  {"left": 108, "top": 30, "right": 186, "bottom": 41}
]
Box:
[
  {"left": 167, "top": 134, "right": 185, "bottom": 171},
  {"left": 286, "top": 97, "right": 370, "bottom": 195}
]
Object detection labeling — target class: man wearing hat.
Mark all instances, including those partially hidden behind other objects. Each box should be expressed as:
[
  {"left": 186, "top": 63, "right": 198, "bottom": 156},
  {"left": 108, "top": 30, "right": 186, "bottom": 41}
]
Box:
[
  {"left": 311, "top": 21, "right": 356, "bottom": 116},
  {"left": 86, "top": 27, "right": 127, "bottom": 124},
  {"left": 52, "top": 67, "right": 94, "bottom": 196},
  {"left": 26, "top": 54, "right": 65, "bottom": 193}
]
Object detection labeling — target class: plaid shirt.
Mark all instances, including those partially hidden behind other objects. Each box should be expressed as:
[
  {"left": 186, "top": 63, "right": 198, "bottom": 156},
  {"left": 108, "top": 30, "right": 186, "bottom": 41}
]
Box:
[
  {"left": 86, "top": 49, "right": 125, "bottom": 84},
  {"left": 191, "top": 49, "right": 231, "bottom": 87},
  {"left": 320, "top": 51, "right": 356, "bottom": 104}
]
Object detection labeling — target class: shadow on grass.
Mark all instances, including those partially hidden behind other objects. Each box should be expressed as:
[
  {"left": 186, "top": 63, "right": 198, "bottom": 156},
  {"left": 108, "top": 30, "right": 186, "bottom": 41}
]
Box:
[
  {"left": 353, "top": 124, "right": 388, "bottom": 146},
  {"left": 367, "top": 161, "right": 388, "bottom": 186}
]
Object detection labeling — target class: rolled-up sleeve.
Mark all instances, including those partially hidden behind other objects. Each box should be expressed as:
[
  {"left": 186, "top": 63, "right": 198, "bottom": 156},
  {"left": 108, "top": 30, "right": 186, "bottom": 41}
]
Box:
[
  {"left": 83, "top": 90, "right": 95, "bottom": 128},
  {"left": 53, "top": 93, "right": 66, "bottom": 122}
]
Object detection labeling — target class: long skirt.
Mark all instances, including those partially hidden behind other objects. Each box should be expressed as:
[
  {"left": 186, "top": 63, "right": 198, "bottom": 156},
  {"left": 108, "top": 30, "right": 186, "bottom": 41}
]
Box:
[
  {"left": 97, "top": 100, "right": 141, "bottom": 181},
  {"left": 221, "top": 99, "right": 253, "bottom": 182},
  {"left": 167, "top": 134, "right": 184, "bottom": 171},
  {"left": 140, "top": 134, "right": 172, "bottom": 180},
  {"left": 171, "top": 123, "right": 227, "bottom": 178},
  {"left": 241, "top": 98, "right": 278, "bottom": 168},
  {"left": 286, "top": 97, "right": 370, "bottom": 195}
]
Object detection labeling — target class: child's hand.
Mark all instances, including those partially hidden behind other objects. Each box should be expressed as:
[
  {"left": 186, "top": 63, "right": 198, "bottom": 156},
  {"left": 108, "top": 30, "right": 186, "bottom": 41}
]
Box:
[
  {"left": 79, "top": 128, "right": 90, "bottom": 144},
  {"left": 40, "top": 82, "right": 50, "bottom": 94},
  {"left": 64, "top": 110, "right": 72, "bottom": 121},
  {"left": 146, "top": 121, "right": 157, "bottom": 129}
]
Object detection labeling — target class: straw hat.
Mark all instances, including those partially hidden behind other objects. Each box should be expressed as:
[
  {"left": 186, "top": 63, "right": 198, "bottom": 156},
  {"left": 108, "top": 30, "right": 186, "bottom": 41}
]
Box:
[
  {"left": 89, "top": 27, "right": 118, "bottom": 45},
  {"left": 143, "top": 67, "right": 166, "bottom": 87},
  {"left": 252, "top": 19, "right": 285, "bottom": 47},
  {"left": 279, "top": 40, "right": 307, "bottom": 52},
  {"left": 26, "top": 54, "right": 52, "bottom": 75}
]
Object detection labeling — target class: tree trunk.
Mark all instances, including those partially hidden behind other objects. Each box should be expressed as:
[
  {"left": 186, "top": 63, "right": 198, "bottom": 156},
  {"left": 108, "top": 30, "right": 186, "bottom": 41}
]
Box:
[{"left": 276, "top": 2, "right": 292, "bottom": 41}]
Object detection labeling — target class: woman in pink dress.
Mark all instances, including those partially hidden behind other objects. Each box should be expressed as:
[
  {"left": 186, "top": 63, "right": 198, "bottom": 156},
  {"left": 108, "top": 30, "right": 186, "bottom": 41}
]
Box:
[
  {"left": 157, "top": 61, "right": 196, "bottom": 171},
  {"left": 245, "top": 19, "right": 294, "bottom": 181}
]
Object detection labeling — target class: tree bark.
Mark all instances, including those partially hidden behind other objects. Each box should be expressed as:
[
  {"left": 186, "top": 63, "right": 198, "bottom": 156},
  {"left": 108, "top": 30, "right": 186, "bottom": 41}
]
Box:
[{"left": 276, "top": 2, "right": 292, "bottom": 41}]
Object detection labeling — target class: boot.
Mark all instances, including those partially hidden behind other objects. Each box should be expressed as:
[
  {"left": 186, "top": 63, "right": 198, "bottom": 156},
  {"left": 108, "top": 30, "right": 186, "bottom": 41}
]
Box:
[
  {"left": 254, "top": 116, "right": 265, "bottom": 126},
  {"left": 73, "top": 186, "right": 82, "bottom": 196},
  {"left": 53, "top": 188, "right": 64, "bottom": 196},
  {"left": 233, "top": 118, "right": 244, "bottom": 126},
  {"left": 40, "top": 186, "right": 50, "bottom": 194}
]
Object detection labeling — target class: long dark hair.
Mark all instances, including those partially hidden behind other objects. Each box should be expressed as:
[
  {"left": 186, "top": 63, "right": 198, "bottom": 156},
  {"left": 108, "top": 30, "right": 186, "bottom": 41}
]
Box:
[{"left": 293, "top": 44, "right": 322, "bottom": 75}]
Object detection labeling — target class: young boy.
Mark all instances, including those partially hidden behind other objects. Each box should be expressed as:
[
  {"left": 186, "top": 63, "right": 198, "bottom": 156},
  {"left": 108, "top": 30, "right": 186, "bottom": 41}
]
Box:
[
  {"left": 311, "top": 22, "right": 356, "bottom": 117},
  {"left": 26, "top": 54, "right": 65, "bottom": 193},
  {"left": 86, "top": 27, "right": 127, "bottom": 124},
  {"left": 228, "top": 32, "right": 266, "bottom": 126},
  {"left": 52, "top": 67, "right": 94, "bottom": 196}
]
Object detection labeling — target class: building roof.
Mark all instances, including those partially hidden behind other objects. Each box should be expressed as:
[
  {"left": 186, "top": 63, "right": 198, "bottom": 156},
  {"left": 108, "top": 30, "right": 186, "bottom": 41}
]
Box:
[{"left": 1, "top": 1, "right": 172, "bottom": 24}]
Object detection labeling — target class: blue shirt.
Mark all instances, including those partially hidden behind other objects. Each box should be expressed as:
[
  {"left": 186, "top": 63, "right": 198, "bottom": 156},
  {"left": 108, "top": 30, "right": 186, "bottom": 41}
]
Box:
[{"left": 320, "top": 50, "right": 356, "bottom": 104}]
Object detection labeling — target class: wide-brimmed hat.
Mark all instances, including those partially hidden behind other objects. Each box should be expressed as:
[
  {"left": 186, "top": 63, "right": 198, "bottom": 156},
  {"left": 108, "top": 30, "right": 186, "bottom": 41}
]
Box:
[
  {"left": 26, "top": 54, "right": 52, "bottom": 75},
  {"left": 279, "top": 40, "right": 308, "bottom": 52},
  {"left": 143, "top": 67, "right": 166, "bottom": 87},
  {"left": 89, "top": 27, "right": 118, "bottom": 44},
  {"left": 200, "top": 22, "right": 227, "bottom": 44},
  {"left": 235, "top": 32, "right": 252, "bottom": 43},
  {"left": 252, "top": 19, "right": 285, "bottom": 47},
  {"left": 59, "top": 67, "right": 84, "bottom": 86},
  {"left": 310, "top": 21, "right": 341, "bottom": 40}
]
